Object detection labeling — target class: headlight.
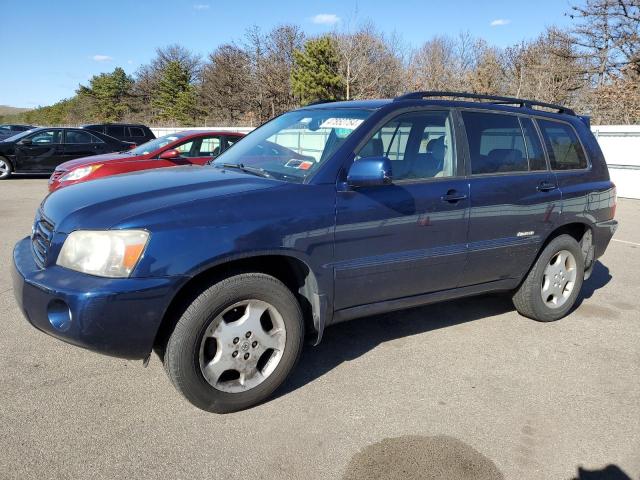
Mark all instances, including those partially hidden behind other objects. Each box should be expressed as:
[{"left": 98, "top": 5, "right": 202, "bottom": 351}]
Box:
[
  {"left": 60, "top": 164, "right": 102, "bottom": 182},
  {"left": 57, "top": 230, "right": 149, "bottom": 278}
]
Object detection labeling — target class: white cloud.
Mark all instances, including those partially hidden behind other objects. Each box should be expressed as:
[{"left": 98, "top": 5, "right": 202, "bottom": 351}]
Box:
[
  {"left": 311, "top": 13, "right": 340, "bottom": 25},
  {"left": 91, "top": 54, "right": 113, "bottom": 62},
  {"left": 127, "top": 59, "right": 134, "bottom": 65},
  {"left": 193, "top": 4, "right": 209, "bottom": 10},
  {"left": 490, "top": 18, "right": 511, "bottom": 27}
]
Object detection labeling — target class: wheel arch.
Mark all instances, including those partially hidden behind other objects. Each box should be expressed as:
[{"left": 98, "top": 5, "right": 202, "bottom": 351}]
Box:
[
  {"left": 521, "top": 221, "right": 593, "bottom": 286},
  {"left": 153, "top": 253, "right": 326, "bottom": 359}
]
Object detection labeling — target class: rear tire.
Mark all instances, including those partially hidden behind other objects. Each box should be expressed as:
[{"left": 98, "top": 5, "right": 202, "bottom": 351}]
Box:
[
  {"left": 513, "top": 234, "right": 584, "bottom": 322},
  {"left": 164, "top": 273, "right": 304, "bottom": 413},
  {"left": 0, "top": 157, "right": 13, "bottom": 180}
]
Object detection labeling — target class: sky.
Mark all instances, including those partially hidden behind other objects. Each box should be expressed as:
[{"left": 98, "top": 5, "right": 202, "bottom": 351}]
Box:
[{"left": 0, "top": 0, "right": 576, "bottom": 108}]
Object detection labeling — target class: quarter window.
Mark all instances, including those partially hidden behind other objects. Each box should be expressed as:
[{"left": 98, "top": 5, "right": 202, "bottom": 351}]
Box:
[
  {"left": 537, "top": 120, "right": 588, "bottom": 170},
  {"left": 356, "top": 111, "right": 456, "bottom": 181}
]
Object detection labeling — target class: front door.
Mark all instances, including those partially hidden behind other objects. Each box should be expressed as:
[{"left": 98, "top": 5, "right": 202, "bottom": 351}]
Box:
[
  {"left": 15, "top": 129, "right": 63, "bottom": 172},
  {"left": 333, "top": 109, "right": 469, "bottom": 310},
  {"left": 459, "top": 111, "right": 562, "bottom": 286}
]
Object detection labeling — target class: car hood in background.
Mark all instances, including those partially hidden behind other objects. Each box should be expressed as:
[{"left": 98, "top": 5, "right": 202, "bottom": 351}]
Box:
[
  {"left": 56, "top": 152, "right": 145, "bottom": 171},
  {"left": 42, "top": 166, "right": 280, "bottom": 232}
]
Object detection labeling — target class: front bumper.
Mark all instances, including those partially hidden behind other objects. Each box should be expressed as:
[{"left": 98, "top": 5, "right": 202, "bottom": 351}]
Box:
[{"left": 12, "top": 236, "right": 185, "bottom": 359}]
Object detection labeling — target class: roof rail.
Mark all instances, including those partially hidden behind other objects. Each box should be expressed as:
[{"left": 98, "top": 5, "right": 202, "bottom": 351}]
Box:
[{"left": 394, "top": 91, "right": 576, "bottom": 116}]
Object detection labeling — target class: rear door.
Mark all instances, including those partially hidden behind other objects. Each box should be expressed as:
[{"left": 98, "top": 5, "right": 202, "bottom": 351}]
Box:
[
  {"left": 15, "top": 129, "right": 64, "bottom": 172},
  {"left": 460, "top": 110, "right": 561, "bottom": 286},
  {"left": 62, "top": 130, "right": 106, "bottom": 165},
  {"left": 333, "top": 109, "right": 470, "bottom": 310}
]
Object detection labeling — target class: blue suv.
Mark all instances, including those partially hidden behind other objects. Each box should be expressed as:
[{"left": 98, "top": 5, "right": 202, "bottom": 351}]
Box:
[{"left": 12, "top": 92, "right": 618, "bottom": 412}]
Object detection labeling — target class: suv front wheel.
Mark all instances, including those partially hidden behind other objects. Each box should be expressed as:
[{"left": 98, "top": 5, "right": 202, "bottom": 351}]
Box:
[
  {"left": 164, "top": 273, "right": 304, "bottom": 413},
  {"left": 513, "top": 234, "right": 585, "bottom": 322}
]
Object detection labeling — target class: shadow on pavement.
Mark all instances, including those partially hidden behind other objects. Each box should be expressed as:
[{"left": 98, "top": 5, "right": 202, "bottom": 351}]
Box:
[
  {"left": 279, "top": 260, "right": 612, "bottom": 398},
  {"left": 278, "top": 293, "right": 514, "bottom": 398}
]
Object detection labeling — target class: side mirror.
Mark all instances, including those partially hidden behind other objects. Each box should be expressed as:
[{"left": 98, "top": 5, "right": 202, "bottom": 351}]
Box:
[
  {"left": 347, "top": 156, "right": 392, "bottom": 188},
  {"left": 159, "top": 149, "right": 182, "bottom": 160},
  {"left": 19, "top": 138, "right": 32, "bottom": 146}
]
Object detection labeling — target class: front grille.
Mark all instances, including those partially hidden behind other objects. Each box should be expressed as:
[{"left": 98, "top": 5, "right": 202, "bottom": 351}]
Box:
[{"left": 31, "top": 212, "right": 55, "bottom": 268}]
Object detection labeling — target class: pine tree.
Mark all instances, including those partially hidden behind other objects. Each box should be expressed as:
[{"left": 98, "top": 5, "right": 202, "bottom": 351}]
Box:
[
  {"left": 77, "top": 67, "right": 133, "bottom": 122},
  {"left": 291, "top": 36, "right": 345, "bottom": 104},
  {"left": 153, "top": 60, "right": 196, "bottom": 123}
]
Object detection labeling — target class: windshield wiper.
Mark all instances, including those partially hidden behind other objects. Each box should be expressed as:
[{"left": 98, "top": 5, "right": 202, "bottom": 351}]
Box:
[{"left": 215, "top": 163, "right": 272, "bottom": 178}]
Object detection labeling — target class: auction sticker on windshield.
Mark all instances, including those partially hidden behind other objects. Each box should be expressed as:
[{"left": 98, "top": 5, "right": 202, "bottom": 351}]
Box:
[{"left": 320, "top": 118, "right": 364, "bottom": 130}]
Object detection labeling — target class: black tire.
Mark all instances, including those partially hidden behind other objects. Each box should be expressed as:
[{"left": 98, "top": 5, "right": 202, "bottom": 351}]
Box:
[
  {"left": 513, "top": 234, "right": 585, "bottom": 322},
  {"left": 164, "top": 273, "right": 304, "bottom": 413},
  {"left": 0, "top": 156, "right": 13, "bottom": 180}
]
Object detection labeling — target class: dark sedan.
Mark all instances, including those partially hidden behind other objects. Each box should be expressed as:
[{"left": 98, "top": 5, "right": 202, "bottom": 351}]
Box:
[{"left": 0, "top": 127, "right": 133, "bottom": 179}]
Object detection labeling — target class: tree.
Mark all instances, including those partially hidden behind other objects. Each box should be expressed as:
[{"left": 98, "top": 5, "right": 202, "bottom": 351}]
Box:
[
  {"left": 334, "top": 23, "right": 405, "bottom": 99},
  {"left": 77, "top": 67, "right": 134, "bottom": 122},
  {"left": 200, "top": 44, "right": 252, "bottom": 125},
  {"left": 134, "top": 45, "right": 201, "bottom": 123},
  {"left": 153, "top": 60, "right": 198, "bottom": 124},
  {"left": 291, "top": 36, "right": 344, "bottom": 104},
  {"left": 566, "top": 0, "right": 640, "bottom": 84}
]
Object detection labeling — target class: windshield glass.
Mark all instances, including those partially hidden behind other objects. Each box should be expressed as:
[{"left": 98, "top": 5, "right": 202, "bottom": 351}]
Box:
[
  {"left": 3, "top": 128, "right": 38, "bottom": 143},
  {"left": 129, "top": 132, "right": 189, "bottom": 155},
  {"left": 212, "top": 108, "right": 373, "bottom": 182}
]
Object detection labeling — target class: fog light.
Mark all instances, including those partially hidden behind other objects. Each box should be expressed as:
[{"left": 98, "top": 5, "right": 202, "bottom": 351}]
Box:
[{"left": 47, "top": 300, "right": 72, "bottom": 332}]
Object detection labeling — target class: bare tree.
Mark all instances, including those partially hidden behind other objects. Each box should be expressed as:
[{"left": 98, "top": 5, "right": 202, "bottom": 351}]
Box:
[
  {"left": 334, "top": 23, "right": 405, "bottom": 99},
  {"left": 200, "top": 44, "right": 252, "bottom": 125}
]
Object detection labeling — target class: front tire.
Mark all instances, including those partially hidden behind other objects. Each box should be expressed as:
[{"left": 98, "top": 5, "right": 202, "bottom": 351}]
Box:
[
  {"left": 513, "top": 234, "right": 585, "bottom": 322},
  {"left": 164, "top": 273, "right": 304, "bottom": 413},
  {"left": 0, "top": 157, "right": 13, "bottom": 180}
]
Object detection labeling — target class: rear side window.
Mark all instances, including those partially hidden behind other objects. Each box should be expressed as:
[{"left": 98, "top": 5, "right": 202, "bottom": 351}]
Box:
[
  {"left": 537, "top": 120, "right": 588, "bottom": 170},
  {"left": 106, "top": 125, "right": 126, "bottom": 137},
  {"left": 129, "top": 127, "right": 145, "bottom": 137},
  {"left": 462, "top": 112, "right": 529, "bottom": 174},
  {"left": 66, "top": 130, "right": 94, "bottom": 144}
]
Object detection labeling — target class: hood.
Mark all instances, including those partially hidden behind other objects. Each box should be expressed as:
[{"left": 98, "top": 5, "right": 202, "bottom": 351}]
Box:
[
  {"left": 56, "top": 151, "right": 142, "bottom": 171},
  {"left": 42, "top": 166, "right": 281, "bottom": 232}
]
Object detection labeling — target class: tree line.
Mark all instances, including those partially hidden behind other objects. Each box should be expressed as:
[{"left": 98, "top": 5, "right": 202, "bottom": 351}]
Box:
[{"left": 3, "top": 0, "right": 639, "bottom": 127}]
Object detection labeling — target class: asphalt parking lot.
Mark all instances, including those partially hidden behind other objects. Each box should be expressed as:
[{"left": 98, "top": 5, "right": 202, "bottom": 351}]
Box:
[{"left": 1, "top": 177, "right": 638, "bottom": 480}]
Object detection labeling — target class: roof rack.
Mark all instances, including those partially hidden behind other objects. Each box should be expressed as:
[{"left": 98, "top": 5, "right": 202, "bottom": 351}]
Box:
[{"left": 394, "top": 91, "right": 576, "bottom": 116}]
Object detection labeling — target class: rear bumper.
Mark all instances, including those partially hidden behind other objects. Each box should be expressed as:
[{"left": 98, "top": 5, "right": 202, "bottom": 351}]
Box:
[
  {"left": 593, "top": 219, "right": 618, "bottom": 258},
  {"left": 12, "top": 236, "right": 185, "bottom": 359}
]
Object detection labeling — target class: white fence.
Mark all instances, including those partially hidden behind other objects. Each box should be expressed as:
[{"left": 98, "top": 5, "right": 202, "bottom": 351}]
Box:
[
  {"left": 591, "top": 125, "right": 640, "bottom": 199},
  {"left": 151, "top": 125, "right": 640, "bottom": 199}
]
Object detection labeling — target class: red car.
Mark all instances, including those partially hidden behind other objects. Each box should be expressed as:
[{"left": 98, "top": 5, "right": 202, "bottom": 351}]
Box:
[{"left": 48, "top": 130, "right": 244, "bottom": 192}]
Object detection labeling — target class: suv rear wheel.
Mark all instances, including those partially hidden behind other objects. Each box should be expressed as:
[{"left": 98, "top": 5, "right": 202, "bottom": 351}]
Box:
[
  {"left": 164, "top": 273, "right": 304, "bottom": 413},
  {"left": 513, "top": 234, "right": 585, "bottom": 322}
]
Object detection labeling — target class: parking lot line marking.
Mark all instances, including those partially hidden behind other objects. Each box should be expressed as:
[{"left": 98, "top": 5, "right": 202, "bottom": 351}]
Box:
[{"left": 612, "top": 238, "right": 640, "bottom": 247}]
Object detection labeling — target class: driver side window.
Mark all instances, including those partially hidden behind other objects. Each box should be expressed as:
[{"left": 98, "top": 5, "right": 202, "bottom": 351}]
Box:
[
  {"left": 355, "top": 111, "right": 456, "bottom": 181},
  {"left": 29, "top": 130, "right": 61, "bottom": 145}
]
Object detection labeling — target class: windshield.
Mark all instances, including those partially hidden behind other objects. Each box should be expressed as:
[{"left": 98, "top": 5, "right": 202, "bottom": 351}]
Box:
[
  {"left": 3, "top": 128, "right": 38, "bottom": 143},
  {"left": 129, "top": 132, "right": 190, "bottom": 155},
  {"left": 212, "top": 108, "right": 373, "bottom": 182}
]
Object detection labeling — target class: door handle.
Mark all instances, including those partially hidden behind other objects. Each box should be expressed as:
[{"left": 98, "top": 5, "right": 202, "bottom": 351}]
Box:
[
  {"left": 441, "top": 190, "right": 467, "bottom": 203},
  {"left": 537, "top": 181, "right": 557, "bottom": 192}
]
